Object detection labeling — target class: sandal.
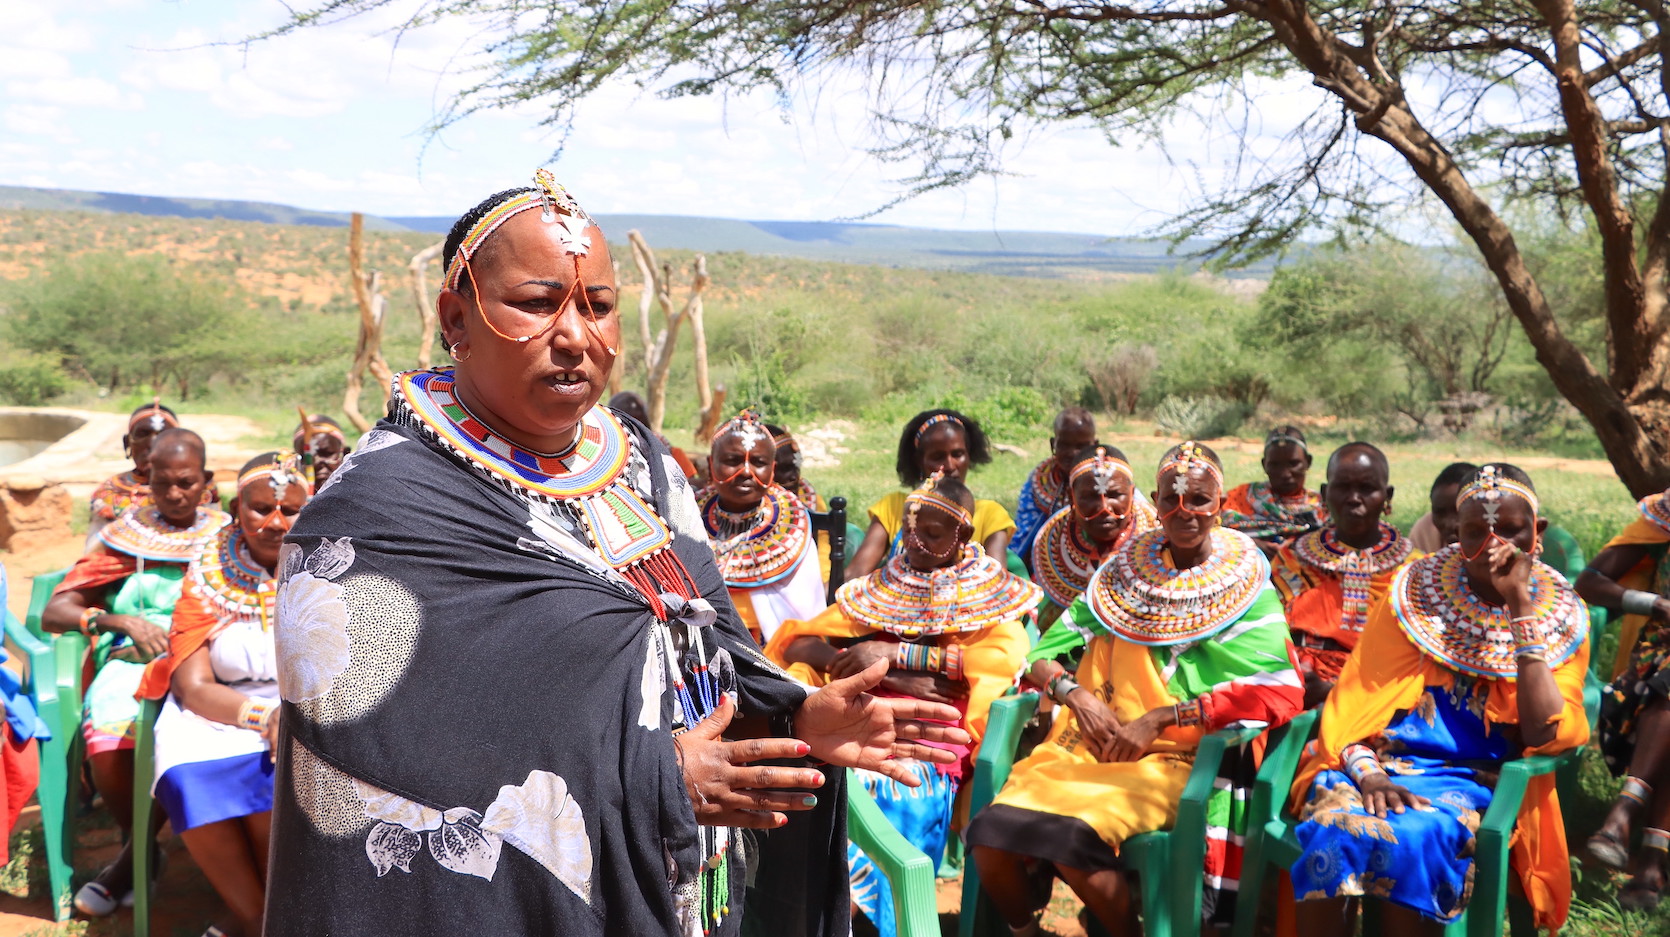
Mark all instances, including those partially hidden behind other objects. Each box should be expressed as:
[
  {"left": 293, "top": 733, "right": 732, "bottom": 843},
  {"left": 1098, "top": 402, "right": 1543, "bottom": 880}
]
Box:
[
  {"left": 1620, "top": 878, "right": 1663, "bottom": 912},
  {"left": 1587, "top": 830, "right": 1632, "bottom": 870},
  {"left": 72, "top": 881, "right": 124, "bottom": 917}
]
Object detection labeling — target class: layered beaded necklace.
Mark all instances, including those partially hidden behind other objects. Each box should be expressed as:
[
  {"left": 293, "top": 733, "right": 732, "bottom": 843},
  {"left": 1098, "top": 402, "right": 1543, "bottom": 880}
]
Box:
[
  {"left": 698, "top": 484, "right": 811, "bottom": 588},
  {"left": 100, "top": 503, "right": 229, "bottom": 563},
  {"left": 1290, "top": 523, "right": 1412, "bottom": 633},
  {"left": 1087, "top": 526, "right": 1268, "bottom": 646},
  {"left": 1032, "top": 497, "right": 1159, "bottom": 609},
  {"left": 838, "top": 544, "right": 1041, "bottom": 638},
  {"left": 191, "top": 527, "right": 277, "bottom": 631}
]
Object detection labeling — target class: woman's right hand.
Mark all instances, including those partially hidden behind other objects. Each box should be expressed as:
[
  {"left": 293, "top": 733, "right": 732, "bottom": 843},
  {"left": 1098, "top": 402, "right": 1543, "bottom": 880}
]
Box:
[
  {"left": 100, "top": 614, "right": 170, "bottom": 662},
  {"left": 675, "top": 693, "right": 827, "bottom": 829},
  {"left": 880, "top": 671, "right": 964, "bottom": 705},
  {"left": 1357, "top": 772, "right": 1430, "bottom": 818},
  {"left": 1065, "top": 688, "right": 1121, "bottom": 761}
]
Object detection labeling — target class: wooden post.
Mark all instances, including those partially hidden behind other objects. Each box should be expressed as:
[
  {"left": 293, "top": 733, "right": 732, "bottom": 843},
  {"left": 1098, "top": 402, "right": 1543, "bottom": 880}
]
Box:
[
  {"left": 344, "top": 213, "right": 393, "bottom": 433},
  {"left": 408, "top": 241, "right": 444, "bottom": 369},
  {"left": 695, "top": 384, "right": 729, "bottom": 448},
  {"left": 629, "top": 231, "right": 709, "bottom": 435}
]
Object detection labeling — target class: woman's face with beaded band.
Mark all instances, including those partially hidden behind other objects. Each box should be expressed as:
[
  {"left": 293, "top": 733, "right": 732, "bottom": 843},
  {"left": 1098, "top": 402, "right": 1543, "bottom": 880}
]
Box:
[
  {"left": 1154, "top": 467, "right": 1220, "bottom": 552},
  {"left": 710, "top": 433, "right": 774, "bottom": 513},
  {"left": 915, "top": 424, "right": 971, "bottom": 482},
  {"left": 1068, "top": 469, "right": 1133, "bottom": 545},
  {"left": 903, "top": 505, "right": 971, "bottom": 572},
  {"left": 1457, "top": 494, "right": 1546, "bottom": 578},
  {"left": 437, "top": 210, "right": 620, "bottom": 452}
]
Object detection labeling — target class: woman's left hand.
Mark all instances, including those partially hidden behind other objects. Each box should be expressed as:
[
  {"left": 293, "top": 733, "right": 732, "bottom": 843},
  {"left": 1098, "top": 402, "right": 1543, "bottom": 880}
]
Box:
[
  {"left": 1105, "top": 707, "right": 1167, "bottom": 762},
  {"left": 1486, "top": 539, "right": 1534, "bottom": 602},
  {"left": 796, "top": 658, "right": 970, "bottom": 786},
  {"left": 826, "top": 642, "right": 893, "bottom": 680}
]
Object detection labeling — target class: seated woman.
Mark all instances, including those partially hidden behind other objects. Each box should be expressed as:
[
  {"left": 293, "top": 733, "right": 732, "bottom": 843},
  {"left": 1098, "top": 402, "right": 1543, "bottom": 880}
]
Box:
[
  {"left": 1290, "top": 464, "right": 1590, "bottom": 935},
  {"left": 846, "top": 409, "right": 1016, "bottom": 580},
  {"left": 766, "top": 422, "right": 824, "bottom": 510},
  {"left": 1012, "top": 407, "right": 1097, "bottom": 567},
  {"left": 1580, "top": 483, "right": 1670, "bottom": 908},
  {"left": 1031, "top": 445, "right": 1157, "bottom": 629},
  {"left": 291, "top": 414, "right": 351, "bottom": 491},
  {"left": 697, "top": 411, "right": 826, "bottom": 644},
  {"left": 607, "top": 389, "right": 698, "bottom": 480},
  {"left": 137, "top": 452, "right": 307, "bottom": 937},
  {"left": 1222, "top": 426, "right": 1327, "bottom": 552},
  {"left": 968, "top": 442, "right": 1302, "bottom": 937},
  {"left": 1271, "top": 442, "right": 1413, "bottom": 707},
  {"left": 44, "top": 428, "right": 228, "bottom": 915},
  {"left": 767, "top": 476, "right": 1037, "bottom": 937},
  {"left": 1408, "top": 461, "right": 1479, "bottom": 554}
]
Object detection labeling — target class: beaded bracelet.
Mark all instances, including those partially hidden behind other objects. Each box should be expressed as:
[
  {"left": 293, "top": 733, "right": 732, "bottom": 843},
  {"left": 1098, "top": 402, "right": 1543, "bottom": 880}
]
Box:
[
  {"left": 1173, "top": 698, "right": 1203, "bottom": 728},
  {"left": 238, "top": 698, "right": 275, "bottom": 733},
  {"left": 894, "top": 643, "right": 940, "bottom": 672},
  {"left": 1342, "top": 744, "right": 1385, "bottom": 784},
  {"left": 1623, "top": 589, "right": 1661, "bottom": 617},
  {"left": 1508, "top": 614, "right": 1544, "bottom": 647},
  {"left": 1048, "top": 673, "right": 1080, "bottom": 706},
  {"left": 943, "top": 646, "right": 964, "bottom": 682},
  {"left": 78, "top": 606, "right": 104, "bottom": 636},
  {"left": 1514, "top": 643, "right": 1549, "bottom": 663}
]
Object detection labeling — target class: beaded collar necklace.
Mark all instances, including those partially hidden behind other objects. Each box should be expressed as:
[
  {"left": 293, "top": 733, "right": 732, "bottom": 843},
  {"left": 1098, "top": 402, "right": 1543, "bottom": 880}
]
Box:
[
  {"left": 1639, "top": 491, "right": 1670, "bottom": 536},
  {"left": 1086, "top": 526, "right": 1269, "bottom": 646},
  {"left": 1027, "top": 458, "right": 1070, "bottom": 514},
  {"left": 698, "top": 484, "right": 811, "bottom": 589},
  {"left": 100, "top": 503, "right": 229, "bottom": 563},
  {"left": 1032, "top": 497, "right": 1158, "bottom": 609},
  {"left": 191, "top": 526, "right": 278, "bottom": 631},
  {"left": 1291, "top": 523, "right": 1412, "bottom": 633},
  {"left": 837, "top": 544, "right": 1042, "bottom": 638},
  {"left": 1248, "top": 481, "right": 1324, "bottom": 517},
  {"left": 1390, "top": 543, "right": 1586, "bottom": 679}
]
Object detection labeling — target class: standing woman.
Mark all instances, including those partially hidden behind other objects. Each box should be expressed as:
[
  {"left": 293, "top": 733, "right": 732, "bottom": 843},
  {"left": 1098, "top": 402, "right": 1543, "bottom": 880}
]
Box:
[
  {"left": 1030, "top": 445, "right": 1157, "bottom": 629},
  {"left": 1580, "top": 482, "right": 1670, "bottom": 908},
  {"left": 698, "top": 411, "right": 827, "bottom": 644},
  {"left": 45, "top": 429, "right": 227, "bottom": 915},
  {"left": 1289, "top": 465, "right": 1590, "bottom": 935},
  {"left": 967, "top": 443, "right": 1302, "bottom": 936},
  {"left": 1222, "top": 426, "right": 1327, "bottom": 550},
  {"left": 846, "top": 409, "right": 1016, "bottom": 580},
  {"left": 136, "top": 452, "right": 308, "bottom": 937},
  {"left": 267, "top": 175, "right": 967, "bottom": 937}
]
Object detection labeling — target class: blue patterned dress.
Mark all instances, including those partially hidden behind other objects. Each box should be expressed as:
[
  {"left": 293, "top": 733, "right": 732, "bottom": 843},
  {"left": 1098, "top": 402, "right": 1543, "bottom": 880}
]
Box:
[{"left": 1291, "top": 676, "right": 1508, "bottom": 922}]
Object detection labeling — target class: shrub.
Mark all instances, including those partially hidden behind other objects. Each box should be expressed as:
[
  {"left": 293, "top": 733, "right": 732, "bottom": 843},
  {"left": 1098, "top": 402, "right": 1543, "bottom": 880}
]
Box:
[
  {"left": 1153, "top": 394, "right": 1253, "bottom": 439},
  {"left": 0, "top": 354, "right": 71, "bottom": 406}
]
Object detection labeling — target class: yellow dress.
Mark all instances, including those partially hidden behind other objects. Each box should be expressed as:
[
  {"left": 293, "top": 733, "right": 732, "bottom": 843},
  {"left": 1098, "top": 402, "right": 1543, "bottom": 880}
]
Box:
[{"left": 868, "top": 491, "right": 1015, "bottom": 549}]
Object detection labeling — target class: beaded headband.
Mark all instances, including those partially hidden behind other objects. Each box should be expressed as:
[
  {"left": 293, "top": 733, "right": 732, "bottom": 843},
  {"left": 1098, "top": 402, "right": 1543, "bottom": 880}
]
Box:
[
  {"left": 441, "top": 171, "right": 594, "bottom": 292},
  {"left": 913, "top": 413, "right": 965, "bottom": 446},
  {"left": 1158, "top": 441, "right": 1223, "bottom": 498},
  {"left": 292, "top": 415, "right": 345, "bottom": 444},
  {"left": 128, "top": 398, "right": 178, "bottom": 433},
  {"left": 1068, "top": 446, "right": 1132, "bottom": 495},
  {"left": 715, "top": 410, "right": 770, "bottom": 452},
  {"left": 1457, "top": 465, "right": 1539, "bottom": 525},
  {"left": 906, "top": 475, "right": 973, "bottom": 531},
  {"left": 1264, "top": 429, "right": 1307, "bottom": 453},
  {"left": 238, "top": 450, "right": 306, "bottom": 502}
]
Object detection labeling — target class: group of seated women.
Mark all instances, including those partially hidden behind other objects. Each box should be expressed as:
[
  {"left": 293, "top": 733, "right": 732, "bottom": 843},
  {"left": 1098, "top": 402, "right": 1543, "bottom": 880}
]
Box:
[
  {"left": 37, "top": 405, "right": 348, "bottom": 937},
  {"left": 703, "top": 401, "right": 1631, "bottom": 937}
]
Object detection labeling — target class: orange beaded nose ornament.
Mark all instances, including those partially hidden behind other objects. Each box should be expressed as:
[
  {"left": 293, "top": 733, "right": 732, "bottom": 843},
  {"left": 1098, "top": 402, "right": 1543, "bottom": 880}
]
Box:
[
  {"left": 1069, "top": 446, "right": 1134, "bottom": 520},
  {"left": 1158, "top": 441, "right": 1222, "bottom": 519},
  {"left": 710, "top": 410, "right": 774, "bottom": 486}
]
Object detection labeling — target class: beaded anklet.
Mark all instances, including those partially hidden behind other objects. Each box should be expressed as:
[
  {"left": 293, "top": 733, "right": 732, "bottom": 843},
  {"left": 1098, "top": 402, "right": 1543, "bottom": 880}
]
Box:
[{"left": 1622, "top": 776, "right": 1655, "bottom": 807}]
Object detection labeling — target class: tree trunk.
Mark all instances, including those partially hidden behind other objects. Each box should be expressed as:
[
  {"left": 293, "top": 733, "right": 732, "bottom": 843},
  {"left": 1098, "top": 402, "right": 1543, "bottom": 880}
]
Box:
[
  {"left": 696, "top": 384, "right": 729, "bottom": 449},
  {"left": 345, "top": 215, "right": 392, "bottom": 433},
  {"left": 407, "top": 241, "right": 444, "bottom": 369},
  {"left": 686, "top": 255, "right": 716, "bottom": 444}
]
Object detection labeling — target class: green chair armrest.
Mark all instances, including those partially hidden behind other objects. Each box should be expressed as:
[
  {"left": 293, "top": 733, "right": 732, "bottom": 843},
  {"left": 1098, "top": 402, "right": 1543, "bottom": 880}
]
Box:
[
  {"left": 847, "top": 771, "right": 940, "bottom": 937},
  {"left": 969, "top": 693, "right": 1040, "bottom": 817},
  {"left": 25, "top": 569, "right": 70, "bottom": 642},
  {"left": 4, "top": 611, "right": 49, "bottom": 660}
]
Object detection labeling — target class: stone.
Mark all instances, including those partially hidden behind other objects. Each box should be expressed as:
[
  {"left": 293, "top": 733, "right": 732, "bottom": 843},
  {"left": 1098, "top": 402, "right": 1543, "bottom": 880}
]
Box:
[{"left": 0, "top": 479, "right": 73, "bottom": 554}]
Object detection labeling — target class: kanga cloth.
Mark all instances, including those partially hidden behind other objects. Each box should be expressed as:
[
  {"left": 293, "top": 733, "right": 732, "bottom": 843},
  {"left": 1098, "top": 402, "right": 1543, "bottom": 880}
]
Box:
[
  {"left": 267, "top": 369, "right": 831, "bottom": 937},
  {"left": 1288, "top": 555, "right": 1591, "bottom": 931},
  {"left": 1271, "top": 524, "right": 1413, "bottom": 683},
  {"left": 700, "top": 483, "right": 825, "bottom": 644},
  {"left": 976, "top": 585, "right": 1301, "bottom": 925},
  {"left": 1595, "top": 491, "right": 1670, "bottom": 679},
  {"left": 150, "top": 525, "right": 280, "bottom": 832},
  {"left": 1597, "top": 493, "right": 1670, "bottom": 773},
  {"left": 868, "top": 491, "right": 1016, "bottom": 557},
  {"left": 1221, "top": 481, "right": 1327, "bottom": 542},
  {"left": 1012, "top": 459, "right": 1069, "bottom": 568}
]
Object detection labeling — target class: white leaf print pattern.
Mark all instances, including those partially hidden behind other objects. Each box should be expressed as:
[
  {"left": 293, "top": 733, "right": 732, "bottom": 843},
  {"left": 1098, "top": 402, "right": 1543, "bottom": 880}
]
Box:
[
  {"left": 354, "top": 779, "right": 443, "bottom": 832},
  {"left": 481, "top": 771, "right": 593, "bottom": 903},
  {"left": 278, "top": 542, "right": 304, "bottom": 586},
  {"left": 366, "top": 822, "right": 422, "bottom": 876},
  {"left": 428, "top": 807, "right": 502, "bottom": 881},
  {"left": 317, "top": 428, "right": 405, "bottom": 494},
  {"left": 305, "top": 537, "right": 356, "bottom": 580},
  {"left": 274, "top": 571, "right": 352, "bottom": 702}
]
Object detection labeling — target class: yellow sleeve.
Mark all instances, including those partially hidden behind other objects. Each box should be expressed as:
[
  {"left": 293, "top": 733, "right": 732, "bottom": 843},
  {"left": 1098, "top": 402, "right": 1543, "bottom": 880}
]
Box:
[
  {"left": 868, "top": 492, "right": 906, "bottom": 540},
  {"left": 954, "top": 620, "right": 1030, "bottom": 748},
  {"left": 973, "top": 499, "right": 1017, "bottom": 540},
  {"left": 1526, "top": 636, "right": 1592, "bottom": 757},
  {"left": 1605, "top": 515, "right": 1670, "bottom": 549}
]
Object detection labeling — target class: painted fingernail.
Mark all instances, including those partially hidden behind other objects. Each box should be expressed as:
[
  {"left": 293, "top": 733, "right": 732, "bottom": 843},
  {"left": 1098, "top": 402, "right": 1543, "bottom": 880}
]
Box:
[
  {"left": 795, "top": 742, "right": 811, "bottom": 756},
  {"left": 802, "top": 795, "right": 818, "bottom": 808},
  {"left": 774, "top": 814, "right": 788, "bottom": 828}
]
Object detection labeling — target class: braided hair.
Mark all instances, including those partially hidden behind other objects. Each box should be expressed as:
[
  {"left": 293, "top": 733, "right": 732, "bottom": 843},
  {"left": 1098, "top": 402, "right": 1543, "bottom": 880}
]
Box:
[{"left": 442, "top": 187, "right": 537, "bottom": 296}]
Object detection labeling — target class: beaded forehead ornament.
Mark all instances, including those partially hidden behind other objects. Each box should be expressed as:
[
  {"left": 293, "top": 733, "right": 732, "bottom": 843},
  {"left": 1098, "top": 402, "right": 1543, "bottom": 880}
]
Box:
[
  {"left": 1069, "top": 446, "right": 1132, "bottom": 497},
  {"left": 716, "top": 409, "right": 770, "bottom": 453},
  {"left": 1457, "top": 465, "right": 1539, "bottom": 529},
  {"left": 239, "top": 450, "right": 305, "bottom": 499},
  {"left": 1159, "top": 441, "right": 1223, "bottom": 499},
  {"left": 905, "top": 473, "right": 972, "bottom": 533},
  {"left": 128, "top": 398, "right": 177, "bottom": 434}
]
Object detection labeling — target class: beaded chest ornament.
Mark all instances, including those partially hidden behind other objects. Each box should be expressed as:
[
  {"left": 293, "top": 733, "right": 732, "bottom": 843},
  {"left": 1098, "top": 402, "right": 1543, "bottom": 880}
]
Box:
[
  {"left": 1291, "top": 523, "right": 1412, "bottom": 632},
  {"left": 100, "top": 503, "right": 229, "bottom": 563}
]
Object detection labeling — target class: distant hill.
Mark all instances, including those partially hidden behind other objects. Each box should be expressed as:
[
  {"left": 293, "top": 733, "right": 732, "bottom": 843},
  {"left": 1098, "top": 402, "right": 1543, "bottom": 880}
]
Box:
[{"left": 1, "top": 184, "right": 1272, "bottom": 279}]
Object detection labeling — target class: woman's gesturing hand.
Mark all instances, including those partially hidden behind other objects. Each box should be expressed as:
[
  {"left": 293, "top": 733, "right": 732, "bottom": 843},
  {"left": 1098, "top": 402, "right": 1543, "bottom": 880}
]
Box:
[
  {"left": 795, "top": 658, "right": 971, "bottom": 785},
  {"left": 675, "top": 693, "right": 826, "bottom": 829}
]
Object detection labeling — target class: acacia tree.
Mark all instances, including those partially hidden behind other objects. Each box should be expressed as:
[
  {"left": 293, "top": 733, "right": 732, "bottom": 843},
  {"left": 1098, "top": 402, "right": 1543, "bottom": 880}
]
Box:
[{"left": 275, "top": 0, "right": 1670, "bottom": 494}]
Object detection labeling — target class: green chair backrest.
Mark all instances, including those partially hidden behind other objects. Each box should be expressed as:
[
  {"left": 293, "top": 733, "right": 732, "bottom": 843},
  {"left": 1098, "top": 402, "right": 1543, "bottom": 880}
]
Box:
[
  {"left": 1541, "top": 525, "right": 1585, "bottom": 583},
  {"left": 26, "top": 568, "right": 69, "bottom": 641}
]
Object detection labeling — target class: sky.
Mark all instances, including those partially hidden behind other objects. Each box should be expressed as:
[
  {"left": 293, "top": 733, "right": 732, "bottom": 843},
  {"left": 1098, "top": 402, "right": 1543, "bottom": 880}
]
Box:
[{"left": 0, "top": 0, "right": 1340, "bottom": 235}]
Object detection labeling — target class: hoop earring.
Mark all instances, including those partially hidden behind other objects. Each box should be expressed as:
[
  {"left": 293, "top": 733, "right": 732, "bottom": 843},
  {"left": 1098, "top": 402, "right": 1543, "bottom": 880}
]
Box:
[{"left": 451, "top": 342, "right": 472, "bottom": 363}]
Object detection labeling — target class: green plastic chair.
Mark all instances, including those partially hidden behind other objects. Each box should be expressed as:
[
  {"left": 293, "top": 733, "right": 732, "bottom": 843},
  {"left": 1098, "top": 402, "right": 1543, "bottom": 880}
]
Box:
[
  {"left": 958, "top": 692, "right": 1261, "bottom": 937},
  {"left": 25, "top": 569, "right": 81, "bottom": 921},
  {"left": 130, "top": 696, "right": 162, "bottom": 937},
  {"left": 846, "top": 769, "right": 941, "bottom": 937},
  {"left": 1234, "top": 671, "right": 1603, "bottom": 937}
]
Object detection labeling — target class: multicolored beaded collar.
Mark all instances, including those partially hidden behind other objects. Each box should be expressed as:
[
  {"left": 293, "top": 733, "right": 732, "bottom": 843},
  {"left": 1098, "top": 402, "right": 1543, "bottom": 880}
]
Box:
[
  {"left": 837, "top": 544, "right": 1042, "bottom": 638},
  {"left": 1390, "top": 544, "right": 1586, "bottom": 679},
  {"left": 1223, "top": 481, "right": 1327, "bottom": 539},
  {"left": 1086, "top": 526, "right": 1269, "bottom": 646},
  {"left": 1639, "top": 491, "right": 1670, "bottom": 535},
  {"left": 90, "top": 471, "right": 147, "bottom": 522},
  {"left": 1025, "top": 458, "right": 1070, "bottom": 517},
  {"left": 396, "top": 369, "right": 630, "bottom": 500},
  {"left": 100, "top": 503, "right": 229, "bottom": 563},
  {"left": 1031, "top": 497, "right": 1160, "bottom": 609},
  {"left": 191, "top": 526, "right": 277, "bottom": 631},
  {"left": 1290, "top": 523, "right": 1413, "bottom": 633},
  {"left": 699, "top": 484, "right": 812, "bottom": 589}
]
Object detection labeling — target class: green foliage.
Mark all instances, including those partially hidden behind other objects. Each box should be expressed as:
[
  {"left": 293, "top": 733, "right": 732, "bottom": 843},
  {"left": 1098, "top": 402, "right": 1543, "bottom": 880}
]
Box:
[
  {"left": 1151, "top": 394, "right": 1253, "bottom": 439},
  {"left": 0, "top": 351, "right": 70, "bottom": 405}
]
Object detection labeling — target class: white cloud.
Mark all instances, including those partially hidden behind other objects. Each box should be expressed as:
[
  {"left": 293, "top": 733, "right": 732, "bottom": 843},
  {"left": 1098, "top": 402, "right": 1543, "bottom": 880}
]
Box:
[
  {"left": 5, "top": 104, "right": 75, "bottom": 143},
  {"left": 8, "top": 76, "right": 143, "bottom": 110}
]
